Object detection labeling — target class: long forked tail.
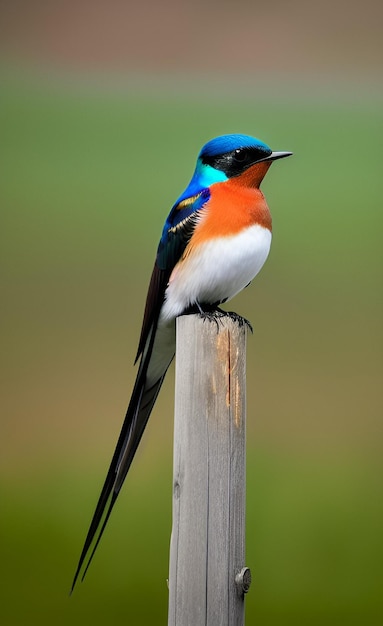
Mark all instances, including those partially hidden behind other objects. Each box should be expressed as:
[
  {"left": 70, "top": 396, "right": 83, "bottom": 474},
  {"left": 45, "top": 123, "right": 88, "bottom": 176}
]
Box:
[{"left": 71, "top": 339, "right": 171, "bottom": 592}]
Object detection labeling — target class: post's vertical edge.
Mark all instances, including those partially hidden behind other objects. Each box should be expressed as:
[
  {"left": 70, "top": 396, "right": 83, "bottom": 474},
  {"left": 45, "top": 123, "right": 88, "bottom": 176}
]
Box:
[
  {"left": 228, "top": 321, "right": 247, "bottom": 624},
  {"left": 168, "top": 314, "right": 248, "bottom": 626}
]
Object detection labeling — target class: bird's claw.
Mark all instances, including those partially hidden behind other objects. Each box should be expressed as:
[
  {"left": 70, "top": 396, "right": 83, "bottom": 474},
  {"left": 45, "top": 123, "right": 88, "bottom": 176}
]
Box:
[{"left": 198, "top": 308, "right": 253, "bottom": 334}]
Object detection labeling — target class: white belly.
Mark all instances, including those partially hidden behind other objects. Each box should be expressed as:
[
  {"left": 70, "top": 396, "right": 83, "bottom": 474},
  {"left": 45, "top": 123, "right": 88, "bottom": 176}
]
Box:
[{"left": 160, "top": 224, "right": 272, "bottom": 322}]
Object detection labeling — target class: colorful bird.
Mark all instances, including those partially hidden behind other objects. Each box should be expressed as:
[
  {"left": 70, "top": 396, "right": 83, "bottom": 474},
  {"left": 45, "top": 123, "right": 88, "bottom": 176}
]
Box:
[{"left": 72, "top": 134, "right": 292, "bottom": 590}]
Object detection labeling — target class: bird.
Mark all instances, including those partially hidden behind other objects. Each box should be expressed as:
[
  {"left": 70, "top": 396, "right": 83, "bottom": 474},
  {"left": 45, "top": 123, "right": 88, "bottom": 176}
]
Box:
[{"left": 71, "top": 133, "right": 292, "bottom": 591}]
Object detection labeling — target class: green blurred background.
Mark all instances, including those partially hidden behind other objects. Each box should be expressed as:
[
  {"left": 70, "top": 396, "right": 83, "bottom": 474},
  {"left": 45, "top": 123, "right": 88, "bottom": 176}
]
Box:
[{"left": 1, "top": 1, "right": 382, "bottom": 624}]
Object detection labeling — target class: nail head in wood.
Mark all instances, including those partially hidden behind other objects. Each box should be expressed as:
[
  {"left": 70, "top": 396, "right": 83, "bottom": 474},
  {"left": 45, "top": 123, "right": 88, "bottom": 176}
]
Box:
[{"left": 235, "top": 567, "right": 252, "bottom": 596}]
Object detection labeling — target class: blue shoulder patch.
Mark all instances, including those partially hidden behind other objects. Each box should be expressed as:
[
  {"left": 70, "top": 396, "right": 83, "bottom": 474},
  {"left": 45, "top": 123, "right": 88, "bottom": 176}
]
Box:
[
  {"left": 161, "top": 187, "right": 210, "bottom": 241},
  {"left": 157, "top": 187, "right": 210, "bottom": 270}
]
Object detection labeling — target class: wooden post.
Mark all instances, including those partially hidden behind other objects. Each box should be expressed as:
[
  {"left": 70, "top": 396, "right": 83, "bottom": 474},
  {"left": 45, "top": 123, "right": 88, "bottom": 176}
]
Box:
[{"left": 168, "top": 314, "right": 251, "bottom": 626}]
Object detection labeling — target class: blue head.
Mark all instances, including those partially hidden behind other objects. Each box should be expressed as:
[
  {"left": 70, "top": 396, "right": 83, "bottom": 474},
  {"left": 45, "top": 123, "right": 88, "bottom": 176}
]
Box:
[
  {"left": 175, "top": 134, "right": 274, "bottom": 205},
  {"left": 199, "top": 133, "right": 272, "bottom": 169}
]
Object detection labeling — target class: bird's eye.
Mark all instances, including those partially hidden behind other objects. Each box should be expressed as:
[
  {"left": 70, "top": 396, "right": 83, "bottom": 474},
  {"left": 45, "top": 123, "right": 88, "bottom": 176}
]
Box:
[{"left": 233, "top": 149, "right": 249, "bottom": 162}]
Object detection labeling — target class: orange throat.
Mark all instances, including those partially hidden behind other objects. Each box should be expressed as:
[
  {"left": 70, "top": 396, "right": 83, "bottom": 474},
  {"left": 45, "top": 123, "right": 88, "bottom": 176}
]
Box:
[{"left": 188, "top": 179, "right": 272, "bottom": 249}]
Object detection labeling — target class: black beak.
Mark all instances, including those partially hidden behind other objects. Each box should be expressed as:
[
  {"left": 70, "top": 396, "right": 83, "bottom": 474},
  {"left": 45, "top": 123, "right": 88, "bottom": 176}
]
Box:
[{"left": 265, "top": 151, "right": 293, "bottom": 162}]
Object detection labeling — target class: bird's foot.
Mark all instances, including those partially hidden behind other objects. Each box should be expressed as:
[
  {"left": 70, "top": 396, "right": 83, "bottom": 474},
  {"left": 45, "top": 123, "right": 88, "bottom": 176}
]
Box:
[{"left": 185, "top": 303, "right": 252, "bottom": 333}]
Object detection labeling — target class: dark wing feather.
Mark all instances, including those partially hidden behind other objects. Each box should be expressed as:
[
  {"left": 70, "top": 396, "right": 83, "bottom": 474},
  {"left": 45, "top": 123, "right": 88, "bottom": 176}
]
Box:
[
  {"left": 71, "top": 311, "right": 166, "bottom": 592},
  {"left": 71, "top": 260, "right": 169, "bottom": 589}
]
